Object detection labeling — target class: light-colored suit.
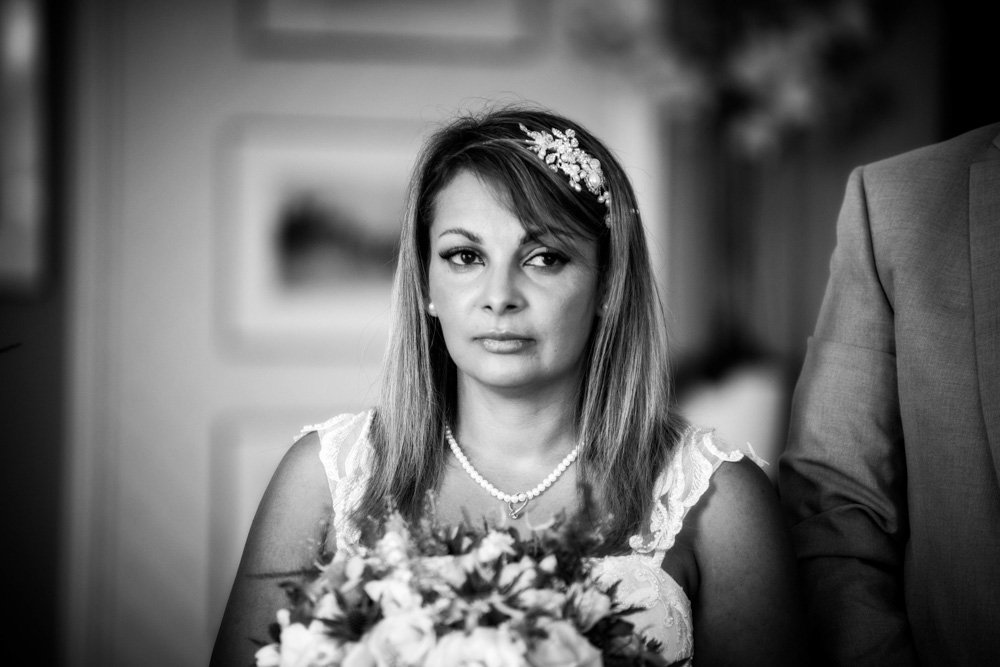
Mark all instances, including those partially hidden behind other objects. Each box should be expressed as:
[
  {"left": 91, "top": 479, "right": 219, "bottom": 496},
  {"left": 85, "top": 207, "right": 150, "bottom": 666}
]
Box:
[{"left": 780, "top": 122, "right": 1000, "bottom": 665}]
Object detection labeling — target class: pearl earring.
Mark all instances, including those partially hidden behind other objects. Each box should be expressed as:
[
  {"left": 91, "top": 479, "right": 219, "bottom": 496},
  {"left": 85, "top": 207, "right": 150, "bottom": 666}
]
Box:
[{"left": 426, "top": 302, "right": 437, "bottom": 316}]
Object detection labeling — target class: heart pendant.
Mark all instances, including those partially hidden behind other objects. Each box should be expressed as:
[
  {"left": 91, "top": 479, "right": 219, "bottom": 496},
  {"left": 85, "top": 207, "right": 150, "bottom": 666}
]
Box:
[{"left": 507, "top": 499, "right": 529, "bottom": 519}]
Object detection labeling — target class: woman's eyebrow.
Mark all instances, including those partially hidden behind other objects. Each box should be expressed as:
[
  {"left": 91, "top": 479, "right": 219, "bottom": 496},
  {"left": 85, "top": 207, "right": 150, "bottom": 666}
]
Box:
[
  {"left": 436, "top": 227, "right": 569, "bottom": 249},
  {"left": 520, "top": 230, "right": 559, "bottom": 246},
  {"left": 436, "top": 227, "right": 482, "bottom": 243}
]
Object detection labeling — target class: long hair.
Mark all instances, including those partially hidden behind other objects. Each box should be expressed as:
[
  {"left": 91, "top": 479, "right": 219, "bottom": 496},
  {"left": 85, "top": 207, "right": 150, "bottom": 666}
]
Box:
[{"left": 353, "top": 103, "right": 687, "bottom": 550}]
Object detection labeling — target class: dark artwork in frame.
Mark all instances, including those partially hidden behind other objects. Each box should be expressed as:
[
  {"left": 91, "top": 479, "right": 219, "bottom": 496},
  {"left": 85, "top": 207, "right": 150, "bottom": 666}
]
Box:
[{"left": 216, "top": 114, "right": 425, "bottom": 361}]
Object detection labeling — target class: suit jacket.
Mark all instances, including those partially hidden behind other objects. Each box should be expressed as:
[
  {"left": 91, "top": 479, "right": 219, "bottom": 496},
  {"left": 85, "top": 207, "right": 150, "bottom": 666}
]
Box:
[{"left": 780, "top": 122, "right": 1000, "bottom": 666}]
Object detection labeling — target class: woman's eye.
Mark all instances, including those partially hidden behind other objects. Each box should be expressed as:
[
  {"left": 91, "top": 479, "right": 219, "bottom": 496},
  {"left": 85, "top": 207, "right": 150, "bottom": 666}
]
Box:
[
  {"left": 525, "top": 251, "right": 568, "bottom": 268},
  {"left": 442, "top": 249, "right": 482, "bottom": 266}
]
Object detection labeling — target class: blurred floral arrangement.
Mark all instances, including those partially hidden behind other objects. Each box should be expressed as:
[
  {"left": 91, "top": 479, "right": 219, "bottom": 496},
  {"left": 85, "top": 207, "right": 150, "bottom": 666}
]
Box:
[
  {"left": 255, "top": 510, "right": 669, "bottom": 666},
  {"left": 568, "top": 0, "right": 902, "bottom": 159}
]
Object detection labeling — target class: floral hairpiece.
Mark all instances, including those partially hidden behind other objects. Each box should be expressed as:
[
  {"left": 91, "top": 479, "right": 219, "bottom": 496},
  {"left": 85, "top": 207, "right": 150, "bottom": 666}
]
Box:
[{"left": 519, "top": 123, "right": 612, "bottom": 224}]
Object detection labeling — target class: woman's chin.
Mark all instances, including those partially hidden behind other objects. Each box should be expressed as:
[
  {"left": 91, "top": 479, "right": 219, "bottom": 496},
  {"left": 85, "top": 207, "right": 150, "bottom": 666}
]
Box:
[{"left": 458, "top": 365, "right": 581, "bottom": 397}]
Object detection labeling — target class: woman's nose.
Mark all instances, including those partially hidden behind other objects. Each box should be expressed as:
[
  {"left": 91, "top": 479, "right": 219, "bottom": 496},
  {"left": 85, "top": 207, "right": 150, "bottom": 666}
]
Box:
[{"left": 481, "top": 263, "right": 525, "bottom": 314}]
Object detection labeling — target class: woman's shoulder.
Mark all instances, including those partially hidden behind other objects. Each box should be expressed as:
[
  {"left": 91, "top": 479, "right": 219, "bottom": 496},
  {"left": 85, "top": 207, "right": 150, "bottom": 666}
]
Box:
[
  {"left": 670, "top": 426, "right": 779, "bottom": 547},
  {"left": 660, "top": 425, "right": 768, "bottom": 504},
  {"left": 670, "top": 430, "right": 804, "bottom": 664},
  {"left": 636, "top": 426, "right": 768, "bottom": 553},
  {"left": 686, "top": 428, "right": 774, "bottom": 515},
  {"left": 301, "top": 410, "right": 374, "bottom": 447},
  {"left": 300, "top": 409, "right": 375, "bottom": 484},
  {"left": 245, "top": 424, "right": 344, "bottom": 559}
]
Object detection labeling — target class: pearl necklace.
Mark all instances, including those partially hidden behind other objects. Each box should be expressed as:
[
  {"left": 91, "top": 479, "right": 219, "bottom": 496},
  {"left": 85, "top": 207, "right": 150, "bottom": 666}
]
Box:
[{"left": 445, "top": 426, "right": 580, "bottom": 519}]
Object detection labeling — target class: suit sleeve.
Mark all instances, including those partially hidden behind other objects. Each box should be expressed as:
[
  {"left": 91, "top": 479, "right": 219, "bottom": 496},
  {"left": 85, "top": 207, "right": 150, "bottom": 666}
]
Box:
[{"left": 779, "top": 166, "right": 917, "bottom": 666}]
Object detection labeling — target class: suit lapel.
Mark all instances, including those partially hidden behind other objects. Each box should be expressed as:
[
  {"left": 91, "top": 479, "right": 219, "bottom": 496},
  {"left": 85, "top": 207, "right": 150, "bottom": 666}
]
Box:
[{"left": 969, "top": 132, "right": 1000, "bottom": 488}]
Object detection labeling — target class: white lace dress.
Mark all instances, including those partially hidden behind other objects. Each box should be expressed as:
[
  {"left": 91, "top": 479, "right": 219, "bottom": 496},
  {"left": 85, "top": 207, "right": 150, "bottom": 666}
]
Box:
[{"left": 306, "top": 410, "right": 762, "bottom": 666}]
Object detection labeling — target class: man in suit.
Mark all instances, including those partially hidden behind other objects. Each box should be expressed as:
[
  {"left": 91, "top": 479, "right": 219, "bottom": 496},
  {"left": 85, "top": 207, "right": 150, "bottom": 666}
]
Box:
[{"left": 779, "top": 122, "right": 1000, "bottom": 665}]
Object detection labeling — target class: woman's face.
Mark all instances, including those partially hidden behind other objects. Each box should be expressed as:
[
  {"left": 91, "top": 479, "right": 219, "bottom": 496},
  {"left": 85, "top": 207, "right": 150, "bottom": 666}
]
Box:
[{"left": 427, "top": 170, "right": 601, "bottom": 397}]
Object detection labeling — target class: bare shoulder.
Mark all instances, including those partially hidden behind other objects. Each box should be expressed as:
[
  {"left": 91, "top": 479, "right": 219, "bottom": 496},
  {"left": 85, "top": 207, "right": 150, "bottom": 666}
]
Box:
[
  {"left": 688, "top": 457, "right": 805, "bottom": 665},
  {"left": 268, "top": 430, "right": 329, "bottom": 500},
  {"left": 210, "top": 431, "right": 335, "bottom": 666},
  {"left": 702, "top": 457, "right": 780, "bottom": 527},
  {"left": 243, "top": 430, "right": 334, "bottom": 571},
  {"left": 692, "top": 456, "right": 791, "bottom": 572}
]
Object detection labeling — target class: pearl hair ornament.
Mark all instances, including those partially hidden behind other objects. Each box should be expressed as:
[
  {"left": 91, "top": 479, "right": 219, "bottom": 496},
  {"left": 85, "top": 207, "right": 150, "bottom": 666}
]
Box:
[{"left": 445, "top": 425, "right": 580, "bottom": 519}]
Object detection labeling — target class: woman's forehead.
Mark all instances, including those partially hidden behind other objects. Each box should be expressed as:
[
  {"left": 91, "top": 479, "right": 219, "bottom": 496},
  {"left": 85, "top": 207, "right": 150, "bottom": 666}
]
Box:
[{"left": 436, "top": 167, "right": 596, "bottom": 239}]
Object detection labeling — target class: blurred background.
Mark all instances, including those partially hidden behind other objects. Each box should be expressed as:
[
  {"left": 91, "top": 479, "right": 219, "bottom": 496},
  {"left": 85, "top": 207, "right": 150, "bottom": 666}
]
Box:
[{"left": 2, "top": 0, "right": 997, "bottom": 664}]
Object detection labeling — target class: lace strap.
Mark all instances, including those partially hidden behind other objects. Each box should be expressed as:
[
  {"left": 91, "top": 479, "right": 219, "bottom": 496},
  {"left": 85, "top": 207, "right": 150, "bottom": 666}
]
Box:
[
  {"left": 307, "top": 410, "right": 374, "bottom": 500},
  {"left": 628, "top": 427, "right": 767, "bottom": 554}
]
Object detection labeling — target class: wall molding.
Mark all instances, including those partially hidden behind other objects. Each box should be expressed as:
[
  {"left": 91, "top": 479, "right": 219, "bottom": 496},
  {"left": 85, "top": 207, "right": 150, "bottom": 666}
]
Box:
[{"left": 62, "top": 0, "right": 125, "bottom": 663}]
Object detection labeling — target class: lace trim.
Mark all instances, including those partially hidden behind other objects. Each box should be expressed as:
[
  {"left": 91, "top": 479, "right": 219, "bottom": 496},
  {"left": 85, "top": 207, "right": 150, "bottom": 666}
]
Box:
[
  {"left": 589, "top": 553, "right": 693, "bottom": 663},
  {"left": 306, "top": 410, "right": 373, "bottom": 552},
  {"left": 628, "top": 427, "right": 759, "bottom": 554}
]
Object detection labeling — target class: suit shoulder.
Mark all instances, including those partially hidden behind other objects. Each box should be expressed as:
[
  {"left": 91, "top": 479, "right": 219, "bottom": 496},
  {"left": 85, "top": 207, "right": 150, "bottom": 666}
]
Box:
[{"left": 866, "top": 122, "right": 1000, "bottom": 179}]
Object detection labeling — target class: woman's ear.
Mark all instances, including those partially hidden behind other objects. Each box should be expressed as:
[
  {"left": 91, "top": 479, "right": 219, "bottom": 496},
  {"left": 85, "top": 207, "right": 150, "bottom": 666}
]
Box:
[{"left": 596, "top": 278, "right": 608, "bottom": 318}]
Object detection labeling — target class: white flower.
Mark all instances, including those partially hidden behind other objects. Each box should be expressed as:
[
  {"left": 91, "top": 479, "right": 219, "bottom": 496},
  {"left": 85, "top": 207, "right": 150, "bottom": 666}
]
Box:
[
  {"left": 568, "top": 583, "right": 613, "bottom": 632},
  {"left": 517, "top": 588, "right": 566, "bottom": 615},
  {"left": 498, "top": 556, "right": 537, "bottom": 593},
  {"left": 254, "top": 643, "right": 281, "bottom": 667},
  {"left": 365, "top": 608, "right": 437, "bottom": 666},
  {"left": 376, "top": 530, "right": 411, "bottom": 567},
  {"left": 425, "top": 587, "right": 470, "bottom": 626},
  {"left": 424, "top": 626, "right": 527, "bottom": 667},
  {"left": 420, "top": 555, "right": 468, "bottom": 590},
  {"left": 476, "top": 531, "right": 516, "bottom": 563},
  {"left": 364, "top": 576, "right": 423, "bottom": 615},
  {"left": 340, "top": 641, "right": 376, "bottom": 667},
  {"left": 527, "top": 620, "right": 602, "bottom": 667},
  {"left": 538, "top": 554, "right": 558, "bottom": 573},
  {"left": 344, "top": 554, "right": 367, "bottom": 585},
  {"left": 313, "top": 592, "right": 343, "bottom": 621},
  {"left": 255, "top": 607, "right": 345, "bottom": 667},
  {"left": 275, "top": 620, "right": 344, "bottom": 667}
]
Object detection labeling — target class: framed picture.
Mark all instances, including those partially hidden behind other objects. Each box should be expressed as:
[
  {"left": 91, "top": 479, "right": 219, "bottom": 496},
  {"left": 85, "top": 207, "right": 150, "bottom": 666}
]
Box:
[
  {"left": 237, "top": 0, "right": 548, "bottom": 63},
  {"left": 0, "top": 0, "right": 46, "bottom": 293},
  {"left": 217, "top": 115, "right": 425, "bottom": 361}
]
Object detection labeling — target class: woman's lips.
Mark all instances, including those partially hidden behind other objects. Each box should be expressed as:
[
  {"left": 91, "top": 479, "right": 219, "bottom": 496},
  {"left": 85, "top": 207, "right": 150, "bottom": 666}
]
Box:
[{"left": 475, "top": 332, "right": 534, "bottom": 354}]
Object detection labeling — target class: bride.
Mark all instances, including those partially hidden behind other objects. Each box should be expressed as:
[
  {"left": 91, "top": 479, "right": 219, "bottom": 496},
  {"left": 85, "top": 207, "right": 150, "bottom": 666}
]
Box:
[{"left": 211, "top": 105, "right": 804, "bottom": 665}]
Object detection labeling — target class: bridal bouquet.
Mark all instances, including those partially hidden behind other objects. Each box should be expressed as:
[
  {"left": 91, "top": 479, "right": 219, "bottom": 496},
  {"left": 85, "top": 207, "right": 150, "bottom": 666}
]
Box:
[{"left": 254, "top": 510, "right": 667, "bottom": 666}]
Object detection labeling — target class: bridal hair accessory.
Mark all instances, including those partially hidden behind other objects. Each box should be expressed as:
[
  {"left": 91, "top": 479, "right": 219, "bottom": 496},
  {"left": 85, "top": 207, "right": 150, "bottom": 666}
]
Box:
[
  {"left": 519, "top": 123, "right": 612, "bottom": 224},
  {"left": 446, "top": 425, "right": 580, "bottom": 519}
]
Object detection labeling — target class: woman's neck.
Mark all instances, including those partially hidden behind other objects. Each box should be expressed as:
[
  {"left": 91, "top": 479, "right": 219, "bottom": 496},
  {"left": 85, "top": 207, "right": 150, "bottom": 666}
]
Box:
[{"left": 452, "top": 380, "right": 580, "bottom": 462}]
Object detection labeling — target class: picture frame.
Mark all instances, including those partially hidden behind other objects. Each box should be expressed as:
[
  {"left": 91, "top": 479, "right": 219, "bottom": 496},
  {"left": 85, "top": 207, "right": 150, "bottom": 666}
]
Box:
[
  {"left": 216, "top": 115, "right": 425, "bottom": 361},
  {"left": 0, "top": 0, "right": 46, "bottom": 293},
  {"left": 237, "top": 0, "right": 548, "bottom": 63}
]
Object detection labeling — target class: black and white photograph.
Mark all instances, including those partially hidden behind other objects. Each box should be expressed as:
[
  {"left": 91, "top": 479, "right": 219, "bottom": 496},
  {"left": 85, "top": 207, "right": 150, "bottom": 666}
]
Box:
[{"left": 3, "top": 1, "right": 999, "bottom": 666}]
